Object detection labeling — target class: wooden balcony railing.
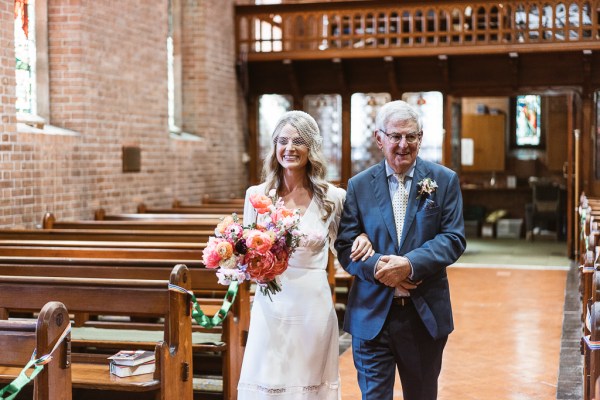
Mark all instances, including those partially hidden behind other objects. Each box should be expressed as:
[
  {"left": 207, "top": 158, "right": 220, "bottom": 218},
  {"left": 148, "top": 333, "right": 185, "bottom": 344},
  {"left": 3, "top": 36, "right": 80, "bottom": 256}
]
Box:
[{"left": 236, "top": 0, "right": 600, "bottom": 61}]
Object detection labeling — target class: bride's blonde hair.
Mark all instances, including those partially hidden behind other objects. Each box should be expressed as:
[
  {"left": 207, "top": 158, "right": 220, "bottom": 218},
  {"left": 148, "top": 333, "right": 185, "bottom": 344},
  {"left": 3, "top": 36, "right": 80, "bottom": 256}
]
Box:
[{"left": 262, "top": 111, "right": 333, "bottom": 221}]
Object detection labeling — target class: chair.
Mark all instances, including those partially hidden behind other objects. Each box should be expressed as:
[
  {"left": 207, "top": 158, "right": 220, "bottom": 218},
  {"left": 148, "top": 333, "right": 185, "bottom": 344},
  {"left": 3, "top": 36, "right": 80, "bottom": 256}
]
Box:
[{"left": 525, "top": 179, "right": 561, "bottom": 240}]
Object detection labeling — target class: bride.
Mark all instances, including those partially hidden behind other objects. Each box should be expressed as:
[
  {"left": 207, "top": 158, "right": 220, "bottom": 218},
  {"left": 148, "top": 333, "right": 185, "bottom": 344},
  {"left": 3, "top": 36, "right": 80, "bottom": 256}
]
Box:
[{"left": 237, "top": 111, "right": 373, "bottom": 399}]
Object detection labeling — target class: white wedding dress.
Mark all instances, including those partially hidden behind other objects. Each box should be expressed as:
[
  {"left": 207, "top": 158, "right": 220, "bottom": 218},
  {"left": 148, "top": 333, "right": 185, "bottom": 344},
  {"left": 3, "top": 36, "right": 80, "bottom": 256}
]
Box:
[{"left": 237, "top": 183, "right": 345, "bottom": 400}]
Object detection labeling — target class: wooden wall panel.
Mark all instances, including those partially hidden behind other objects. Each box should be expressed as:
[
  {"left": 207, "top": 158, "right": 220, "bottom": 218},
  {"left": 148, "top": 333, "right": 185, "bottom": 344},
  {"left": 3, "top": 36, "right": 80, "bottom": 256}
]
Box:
[{"left": 461, "top": 114, "right": 506, "bottom": 172}]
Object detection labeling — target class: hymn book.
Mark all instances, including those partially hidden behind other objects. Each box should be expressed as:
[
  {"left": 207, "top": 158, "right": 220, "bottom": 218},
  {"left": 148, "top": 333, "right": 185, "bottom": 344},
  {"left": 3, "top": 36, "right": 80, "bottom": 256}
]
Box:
[
  {"left": 107, "top": 350, "right": 155, "bottom": 366},
  {"left": 109, "top": 359, "right": 156, "bottom": 378}
]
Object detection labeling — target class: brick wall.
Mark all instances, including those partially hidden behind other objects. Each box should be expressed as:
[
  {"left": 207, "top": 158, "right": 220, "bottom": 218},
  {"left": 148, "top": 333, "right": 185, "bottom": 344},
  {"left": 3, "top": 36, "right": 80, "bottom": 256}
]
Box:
[
  {"left": 0, "top": 0, "right": 19, "bottom": 226},
  {"left": 0, "top": 0, "right": 247, "bottom": 227},
  {"left": 177, "top": 0, "right": 247, "bottom": 202}
]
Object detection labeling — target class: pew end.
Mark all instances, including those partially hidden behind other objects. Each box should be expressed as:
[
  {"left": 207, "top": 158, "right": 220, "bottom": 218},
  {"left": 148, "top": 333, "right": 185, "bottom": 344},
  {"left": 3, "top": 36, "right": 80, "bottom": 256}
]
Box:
[{"left": 0, "top": 301, "right": 72, "bottom": 400}]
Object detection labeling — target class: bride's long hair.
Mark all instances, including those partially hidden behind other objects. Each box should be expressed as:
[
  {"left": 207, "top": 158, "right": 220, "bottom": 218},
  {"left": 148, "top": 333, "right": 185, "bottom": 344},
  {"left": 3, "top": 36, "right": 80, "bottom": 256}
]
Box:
[{"left": 262, "top": 111, "right": 333, "bottom": 221}]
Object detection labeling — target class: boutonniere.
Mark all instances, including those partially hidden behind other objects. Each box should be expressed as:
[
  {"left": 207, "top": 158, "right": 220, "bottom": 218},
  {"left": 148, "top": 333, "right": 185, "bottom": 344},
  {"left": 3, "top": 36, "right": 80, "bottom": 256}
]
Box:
[{"left": 417, "top": 178, "right": 438, "bottom": 199}]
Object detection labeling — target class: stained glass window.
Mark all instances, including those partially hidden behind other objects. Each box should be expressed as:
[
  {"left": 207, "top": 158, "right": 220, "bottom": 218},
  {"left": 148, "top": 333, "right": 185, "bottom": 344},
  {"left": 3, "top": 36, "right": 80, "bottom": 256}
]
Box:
[
  {"left": 14, "top": 0, "right": 36, "bottom": 115},
  {"left": 350, "top": 93, "right": 391, "bottom": 176},
  {"left": 304, "top": 94, "right": 342, "bottom": 182},
  {"left": 258, "top": 94, "right": 293, "bottom": 162},
  {"left": 516, "top": 94, "right": 541, "bottom": 146},
  {"left": 167, "top": 0, "right": 184, "bottom": 135},
  {"left": 402, "top": 91, "right": 444, "bottom": 163}
]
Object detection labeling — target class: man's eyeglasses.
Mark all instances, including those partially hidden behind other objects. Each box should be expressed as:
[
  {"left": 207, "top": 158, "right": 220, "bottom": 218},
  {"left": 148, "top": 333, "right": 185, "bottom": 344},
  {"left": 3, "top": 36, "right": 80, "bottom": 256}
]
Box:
[
  {"left": 378, "top": 130, "right": 422, "bottom": 144},
  {"left": 276, "top": 136, "right": 307, "bottom": 147}
]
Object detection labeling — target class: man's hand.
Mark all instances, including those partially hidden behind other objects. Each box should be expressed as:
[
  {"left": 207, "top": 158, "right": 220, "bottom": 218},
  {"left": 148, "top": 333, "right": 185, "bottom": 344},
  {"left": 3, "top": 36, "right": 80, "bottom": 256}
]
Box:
[
  {"left": 395, "top": 278, "right": 420, "bottom": 296},
  {"left": 375, "top": 255, "right": 412, "bottom": 287}
]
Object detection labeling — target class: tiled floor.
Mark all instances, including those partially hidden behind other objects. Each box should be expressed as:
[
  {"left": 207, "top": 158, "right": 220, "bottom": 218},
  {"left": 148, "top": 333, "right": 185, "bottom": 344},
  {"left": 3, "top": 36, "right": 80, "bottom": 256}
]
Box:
[{"left": 339, "top": 266, "right": 569, "bottom": 399}]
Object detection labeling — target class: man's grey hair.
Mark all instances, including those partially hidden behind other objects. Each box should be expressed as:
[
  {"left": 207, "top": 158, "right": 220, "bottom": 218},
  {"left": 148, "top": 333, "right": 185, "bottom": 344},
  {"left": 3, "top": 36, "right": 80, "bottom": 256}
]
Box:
[{"left": 375, "top": 100, "right": 423, "bottom": 133}]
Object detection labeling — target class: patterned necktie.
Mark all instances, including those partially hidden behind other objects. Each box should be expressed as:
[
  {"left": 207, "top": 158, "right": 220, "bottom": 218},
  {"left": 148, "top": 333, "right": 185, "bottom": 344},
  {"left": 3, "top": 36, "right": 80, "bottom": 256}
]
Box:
[{"left": 392, "top": 173, "right": 409, "bottom": 244}]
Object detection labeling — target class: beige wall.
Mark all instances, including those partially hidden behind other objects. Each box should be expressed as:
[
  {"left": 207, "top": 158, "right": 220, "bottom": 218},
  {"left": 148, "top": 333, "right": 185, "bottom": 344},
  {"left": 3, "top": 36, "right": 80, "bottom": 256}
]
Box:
[{"left": 1, "top": 0, "right": 246, "bottom": 227}]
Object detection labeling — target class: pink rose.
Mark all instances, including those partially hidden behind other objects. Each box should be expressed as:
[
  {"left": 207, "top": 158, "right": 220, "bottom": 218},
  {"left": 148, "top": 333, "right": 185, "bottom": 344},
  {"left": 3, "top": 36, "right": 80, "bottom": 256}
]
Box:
[
  {"left": 203, "top": 237, "right": 228, "bottom": 268},
  {"left": 244, "top": 250, "right": 275, "bottom": 282},
  {"left": 222, "top": 223, "right": 243, "bottom": 241},
  {"left": 245, "top": 230, "right": 273, "bottom": 254}
]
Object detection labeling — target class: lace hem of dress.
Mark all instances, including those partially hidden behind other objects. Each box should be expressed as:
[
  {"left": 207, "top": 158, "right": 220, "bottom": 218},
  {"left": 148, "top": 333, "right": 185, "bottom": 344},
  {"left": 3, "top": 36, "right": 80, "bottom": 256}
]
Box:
[{"left": 238, "top": 381, "right": 339, "bottom": 394}]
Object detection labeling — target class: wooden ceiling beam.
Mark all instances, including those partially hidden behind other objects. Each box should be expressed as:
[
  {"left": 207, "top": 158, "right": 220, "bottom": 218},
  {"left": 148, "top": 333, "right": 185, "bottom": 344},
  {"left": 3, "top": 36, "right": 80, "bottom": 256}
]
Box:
[
  {"left": 332, "top": 58, "right": 348, "bottom": 95},
  {"left": 582, "top": 50, "right": 592, "bottom": 97},
  {"left": 283, "top": 59, "right": 302, "bottom": 107},
  {"left": 437, "top": 54, "right": 450, "bottom": 93},
  {"left": 383, "top": 56, "right": 400, "bottom": 100},
  {"left": 508, "top": 52, "right": 520, "bottom": 91}
]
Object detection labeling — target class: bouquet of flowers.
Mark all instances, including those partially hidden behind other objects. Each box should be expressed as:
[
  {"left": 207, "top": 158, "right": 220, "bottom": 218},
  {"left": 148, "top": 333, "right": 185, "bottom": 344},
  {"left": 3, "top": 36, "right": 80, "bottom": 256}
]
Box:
[{"left": 202, "top": 189, "right": 303, "bottom": 300}]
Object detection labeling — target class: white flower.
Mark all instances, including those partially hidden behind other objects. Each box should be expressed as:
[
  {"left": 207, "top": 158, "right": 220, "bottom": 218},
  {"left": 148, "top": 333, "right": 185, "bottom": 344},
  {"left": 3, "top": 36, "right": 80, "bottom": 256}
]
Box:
[
  {"left": 417, "top": 178, "right": 438, "bottom": 199},
  {"left": 219, "top": 256, "right": 238, "bottom": 270}
]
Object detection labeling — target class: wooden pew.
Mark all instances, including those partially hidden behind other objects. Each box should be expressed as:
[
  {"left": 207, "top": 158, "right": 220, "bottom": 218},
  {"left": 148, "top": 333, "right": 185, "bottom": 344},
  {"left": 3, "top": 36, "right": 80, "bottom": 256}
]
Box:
[
  {"left": 138, "top": 203, "right": 244, "bottom": 216},
  {"left": 0, "top": 244, "right": 203, "bottom": 260},
  {"left": 43, "top": 213, "right": 220, "bottom": 231},
  {"left": 174, "top": 198, "right": 245, "bottom": 207},
  {"left": 584, "top": 298, "right": 600, "bottom": 400},
  {"left": 582, "top": 249, "right": 597, "bottom": 333},
  {"left": 94, "top": 209, "right": 229, "bottom": 222},
  {"left": 0, "top": 239, "right": 205, "bottom": 250},
  {"left": 0, "top": 228, "right": 213, "bottom": 243},
  {"left": 0, "top": 301, "right": 71, "bottom": 400},
  {"left": 0, "top": 258, "right": 248, "bottom": 400},
  {"left": 0, "top": 265, "right": 193, "bottom": 400}
]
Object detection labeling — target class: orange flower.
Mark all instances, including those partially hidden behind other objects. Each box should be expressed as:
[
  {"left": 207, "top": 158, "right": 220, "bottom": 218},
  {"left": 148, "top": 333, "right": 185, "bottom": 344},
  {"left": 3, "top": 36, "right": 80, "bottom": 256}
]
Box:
[
  {"left": 216, "top": 216, "right": 235, "bottom": 235},
  {"left": 271, "top": 248, "right": 289, "bottom": 277},
  {"left": 249, "top": 193, "right": 273, "bottom": 214},
  {"left": 215, "top": 241, "right": 233, "bottom": 259},
  {"left": 271, "top": 206, "right": 295, "bottom": 224}
]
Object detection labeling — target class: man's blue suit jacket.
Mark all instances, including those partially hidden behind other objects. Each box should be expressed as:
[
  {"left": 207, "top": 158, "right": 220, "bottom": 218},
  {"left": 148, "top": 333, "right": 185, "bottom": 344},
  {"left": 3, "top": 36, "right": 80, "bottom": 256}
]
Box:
[{"left": 334, "top": 157, "right": 466, "bottom": 341}]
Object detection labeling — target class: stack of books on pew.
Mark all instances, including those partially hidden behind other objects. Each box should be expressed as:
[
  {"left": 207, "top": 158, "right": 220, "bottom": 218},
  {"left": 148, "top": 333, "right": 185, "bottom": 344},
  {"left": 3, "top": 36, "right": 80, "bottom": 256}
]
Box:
[{"left": 108, "top": 350, "right": 156, "bottom": 377}]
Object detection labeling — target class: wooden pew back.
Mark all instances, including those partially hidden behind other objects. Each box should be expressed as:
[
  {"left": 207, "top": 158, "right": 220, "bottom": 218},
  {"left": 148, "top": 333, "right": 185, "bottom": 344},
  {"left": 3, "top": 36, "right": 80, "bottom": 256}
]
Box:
[
  {"left": 138, "top": 202, "right": 244, "bottom": 215},
  {"left": 0, "top": 258, "right": 247, "bottom": 400},
  {"left": 0, "top": 301, "right": 71, "bottom": 400},
  {"left": 0, "top": 228, "right": 212, "bottom": 243},
  {"left": 43, "top": 213, "right": 219, "bottom": 231},
  {"left": 0, "top": 244, "right": 202, "bottom": 260},
  {"left": 174, "top": 198, "right": 245, "bottom": 207},
  {"left": 0, "top": 265, "right": 193, "bottom": 399}
]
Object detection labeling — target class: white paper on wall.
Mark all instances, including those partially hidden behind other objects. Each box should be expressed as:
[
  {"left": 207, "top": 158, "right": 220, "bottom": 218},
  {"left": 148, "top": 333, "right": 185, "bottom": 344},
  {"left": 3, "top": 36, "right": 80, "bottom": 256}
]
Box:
[{"left": 461, "top": 138, "right": 474, "bottom": 166}]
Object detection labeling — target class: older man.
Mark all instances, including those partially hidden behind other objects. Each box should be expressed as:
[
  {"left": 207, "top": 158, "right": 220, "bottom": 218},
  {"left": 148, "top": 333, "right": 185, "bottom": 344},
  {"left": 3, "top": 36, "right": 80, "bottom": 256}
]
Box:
[{"left": 335, "top": 100, "right": 466, "bottom": 400}]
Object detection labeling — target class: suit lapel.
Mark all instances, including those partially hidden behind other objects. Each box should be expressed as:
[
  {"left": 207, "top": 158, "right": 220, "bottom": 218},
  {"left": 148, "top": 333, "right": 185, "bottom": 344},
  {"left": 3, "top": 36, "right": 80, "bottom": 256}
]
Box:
[
  {"left": 371, "top": 160, "right": 399, "bottom": 246},
  {"left": 400, "top": 158, "right": 431, "bottom": 249}
]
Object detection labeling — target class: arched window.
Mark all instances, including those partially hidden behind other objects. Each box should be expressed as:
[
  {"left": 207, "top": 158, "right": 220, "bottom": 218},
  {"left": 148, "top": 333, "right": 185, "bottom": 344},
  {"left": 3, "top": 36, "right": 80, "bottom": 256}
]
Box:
[
  {"left": 168, "top": 0, "right": 182, "bottom": 134},
  {"left": 258, "top": 94, "right": 293, "bottom": 162},
  {"left": 14, "top": 0, "right": 50, "bottom": 128},
  {"left": 14, "top": 0, "right": 35, "bottom": 114},
  {"left": 402, "top": 91, "right": 444, "bottom": 163}
]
